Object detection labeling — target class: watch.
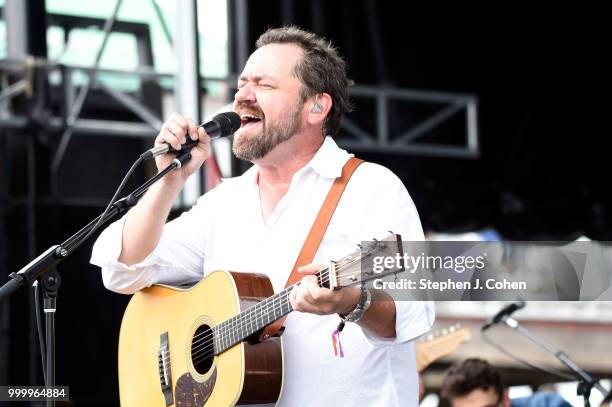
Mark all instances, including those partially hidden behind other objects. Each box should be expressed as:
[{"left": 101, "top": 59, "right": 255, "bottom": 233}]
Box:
[{"left": 340, "top": 287, "right": 372, "bottom": 323}]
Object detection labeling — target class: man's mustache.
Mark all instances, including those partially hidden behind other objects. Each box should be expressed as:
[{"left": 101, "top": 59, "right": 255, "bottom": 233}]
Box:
[{"left": 234, "top": 102, "right": 265, "bottom": 119}]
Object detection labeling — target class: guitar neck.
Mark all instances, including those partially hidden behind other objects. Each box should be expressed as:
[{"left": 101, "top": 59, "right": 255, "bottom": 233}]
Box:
[
  {"left": 212, "top": 234, "right": 404, "bottom": 354},
  {"left": 213, "top": 270, "right": 330, "bottom": 354},
  {"left": 212, "top": 287, "right": 290, "bottom": 353}
]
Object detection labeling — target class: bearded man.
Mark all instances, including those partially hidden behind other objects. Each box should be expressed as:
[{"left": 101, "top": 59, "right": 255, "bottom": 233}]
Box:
[{"left": 92, "top": 26, "right": 434, "bottom": 406}]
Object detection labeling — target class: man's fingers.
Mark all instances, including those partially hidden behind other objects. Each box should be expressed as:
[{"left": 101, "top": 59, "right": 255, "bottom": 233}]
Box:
[
  {"left": 290, "top": 276, "right": 339, "bottom": 315},
  {"left": 291, "top": 281, "right": 317, "bottom": 314},
  {"left": 185, "top": 117, "right": 199, "bottom": 140},
  {"left": 155, "top": 129, "right": 182, "bottom": 150},
  {"left": 290, "top": 284, "right": 309, "bottom": 312},
  {"left": 166, "top": 114, "right": 190, "bottom": 142},
  {"left": 304, "top": 275, "right": 324, "bottom": 301},
  {"left": 297, "top": 276, "right": 315, "bottom": 303},
  {"left": 297, "top": 263, "right": 326, "bottom": 275},
  {"left": 169, "top": 113, "right": 189, "bottom": 130},
  {"left": 165, "top": 121, "right": 187, "bottom": 145},
  {"left": 197, "top": 126, "right": 208, "bottom": 141}
]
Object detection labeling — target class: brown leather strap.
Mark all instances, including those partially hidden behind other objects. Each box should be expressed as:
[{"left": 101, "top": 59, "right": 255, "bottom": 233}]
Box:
[{"left": 260, "top": 157, "right": 364, "bottom": 340}]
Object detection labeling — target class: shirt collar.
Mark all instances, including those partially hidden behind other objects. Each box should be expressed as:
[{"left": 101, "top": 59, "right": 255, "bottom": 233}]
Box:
[
  {"left": 306, "top": 136, "right": 353, "bottom": 179},
  {"left": 223, "top": 136, "right": 352, "bottom": 185}
]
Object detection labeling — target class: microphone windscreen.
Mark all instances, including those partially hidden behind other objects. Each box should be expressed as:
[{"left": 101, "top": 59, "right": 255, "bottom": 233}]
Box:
[{"left": 214, "top": 112, "right": 241, "bottom": 136}]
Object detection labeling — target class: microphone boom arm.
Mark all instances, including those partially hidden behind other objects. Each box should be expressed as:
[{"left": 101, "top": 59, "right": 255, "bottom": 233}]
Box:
[
  {"left": 503, "top": 317, "right": 609, "bottom": 398},
  {"left": 0, "top": 152, "right": 193, "bottom": 301}
]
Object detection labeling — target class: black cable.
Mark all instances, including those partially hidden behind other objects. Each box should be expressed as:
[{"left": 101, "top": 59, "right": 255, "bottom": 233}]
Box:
[
  {"left": 481, "top": 328, "right": 577, "bottom": 381},
  {"left": 63, "top": 155, "right": 144, "bottom": 254},
  {"left": 13, "top": 150, "right": 184, "bottom": 392},
  {"left": 33, "top": 282, "right": 46, "bottom": 385}
]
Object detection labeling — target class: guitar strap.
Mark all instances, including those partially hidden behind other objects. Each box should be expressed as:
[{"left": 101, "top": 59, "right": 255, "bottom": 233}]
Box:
[{"left": 260, "top": 157, "right": 364, "bottom": 341}]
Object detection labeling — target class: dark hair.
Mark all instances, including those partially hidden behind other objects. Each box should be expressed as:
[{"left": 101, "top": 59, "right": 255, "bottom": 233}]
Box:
[
  {"left": 441, "top": 358, "right": 505, "bottom": 402},
  {"left": 255, "top": 26, "right": 352, "bottom": 136}
]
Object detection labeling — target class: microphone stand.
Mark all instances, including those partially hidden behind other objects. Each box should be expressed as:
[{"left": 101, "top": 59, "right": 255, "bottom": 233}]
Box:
[
  {"left": 503, "top": 317, "right": 609, "bottom": 407},
  {"left": 0, "top": 152, "right": 192, "bottom": 406}
]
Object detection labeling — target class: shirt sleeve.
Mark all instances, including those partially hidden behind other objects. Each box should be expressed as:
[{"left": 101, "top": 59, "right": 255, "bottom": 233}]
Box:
[
  {"left": 90, "top": 193, "right": 210, "bottom": 294},
  {"left": 349, "top": 163, "right": 435, "bottom": 345}
]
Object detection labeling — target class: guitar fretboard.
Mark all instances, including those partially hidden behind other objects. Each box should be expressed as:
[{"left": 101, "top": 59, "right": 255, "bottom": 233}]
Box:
[
  {"left": 212, "top": 270, "right": 330, "bottom": 354},
  {"left": 209, "top": 238, "right": 392, "bottom": 354}
]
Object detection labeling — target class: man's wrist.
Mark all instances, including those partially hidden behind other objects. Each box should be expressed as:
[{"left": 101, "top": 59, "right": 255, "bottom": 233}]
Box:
[
  {"left": 339, "top": 287, "right": 372, "bottom": 322},
  {"left": 338, "top": 287, "right": 362, "bottom": 315},
  {"left": 157, "top": 176, "right": 186, "bottom": 196}
]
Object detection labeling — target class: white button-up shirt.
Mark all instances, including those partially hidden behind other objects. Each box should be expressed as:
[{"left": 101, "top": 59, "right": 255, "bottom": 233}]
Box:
[{"left": 91, "top": 136, "right": 434, "bottom": 406}]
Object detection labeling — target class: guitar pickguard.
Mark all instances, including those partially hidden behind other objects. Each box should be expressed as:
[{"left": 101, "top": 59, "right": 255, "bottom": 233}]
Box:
[{"left": 175, "top": 368, "right": 217, "bottom": 407}]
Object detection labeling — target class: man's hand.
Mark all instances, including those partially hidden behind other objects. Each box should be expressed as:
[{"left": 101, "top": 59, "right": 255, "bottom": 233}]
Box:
[
  {"left": 154, "top": 113, "right": 211, "bottom": 183},
  {"left": 289, "top": 264, "right": 361, "bottom": 315}
]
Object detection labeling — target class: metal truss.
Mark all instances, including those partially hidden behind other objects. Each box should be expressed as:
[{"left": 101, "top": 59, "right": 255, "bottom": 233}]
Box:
[
  {"left": 338, "top": 85, "right": 479, "bottom": 158},
  {"left": 1, "top": 0, "right": 480, "bottom": 172},
  {"left": 1, "top": 64, "right": 479, "bottom": 157},
  {"left": 0, "top": 58, "right": 227, "bottom": 139}
]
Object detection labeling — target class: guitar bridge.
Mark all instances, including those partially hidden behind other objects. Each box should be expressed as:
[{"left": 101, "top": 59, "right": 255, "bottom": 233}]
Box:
[{"left": 158, "top": 332, "right": 173, "bottom": 406}]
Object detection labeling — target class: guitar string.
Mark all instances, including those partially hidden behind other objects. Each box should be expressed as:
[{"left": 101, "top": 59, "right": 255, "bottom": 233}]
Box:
[
  {"left": 163, "top": 251, "right": 382, "bottom": 369},
  {"left": 188, "top": 260, "right": 344, "bottom": 356},
  {"left": 161, "top": 279, "right": 304, "bottom": 369},
  {"left": 187, "top": 255, "right": 373, "bottom": 366},
  {"left": 164, "top": 272, "right": 328, "bottom": 367},
  {"left": 163, "top": 251, "right": 377, "bottom": 368},
  {"left": 163, "top": 268, "right": 336, "bottom": 367},
  {"left": 190, "top": 275, "right": 329, "bottom": 366},
  {"left": 161, "top": 250, "right": 381, "bottom": 368},
  {"left": 186, "top": 254, "right": 364, "bottom": 359},
  {"left": 195, "top": 251, "right": 369, "bottom": 353}
]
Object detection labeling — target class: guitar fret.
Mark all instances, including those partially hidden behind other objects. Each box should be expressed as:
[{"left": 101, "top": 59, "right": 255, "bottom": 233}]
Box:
[
  {"left": 162, "top": 235, "right": 400, "bottom": 364},
  {"left": 245, "top": 307, "right": 252, "bottom": 339},
  {"left": 255, "top": 294, "right": 266, "bottom": 327},
  {"left": 262, "top": 297, "right": 267, "bottom": 327},
  {"left": 226, "top": 318, "right": 232, "bottom": 350},
  {"left": 214, "top": 274, "right": 322, "bottom": 354},
  {"left": 273, "top": 291, "right": 279, "bottom": 322},
  {"left": 242, "top": 309, "right": 247, "bottom": 341}
]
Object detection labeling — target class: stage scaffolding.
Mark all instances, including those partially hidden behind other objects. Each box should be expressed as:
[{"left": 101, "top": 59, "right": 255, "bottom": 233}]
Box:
[{"left": 0, "top": 0, "right": 479, "bottom": 387}]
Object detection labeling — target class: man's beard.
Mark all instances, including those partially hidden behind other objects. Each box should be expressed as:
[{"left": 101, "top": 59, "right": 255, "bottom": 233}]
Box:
[{"left": 232, "top": 100, "right": 303, "bottom": 161}]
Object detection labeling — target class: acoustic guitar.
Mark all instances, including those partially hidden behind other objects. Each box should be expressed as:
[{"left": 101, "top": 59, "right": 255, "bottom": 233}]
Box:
[{"left": 118, "top": 234, "right": 404, "bottom": 406}]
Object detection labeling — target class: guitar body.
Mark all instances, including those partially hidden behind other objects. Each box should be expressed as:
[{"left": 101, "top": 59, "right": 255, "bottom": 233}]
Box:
[{"left": 118, "top": 270, "right": 283, "bottom": 406}]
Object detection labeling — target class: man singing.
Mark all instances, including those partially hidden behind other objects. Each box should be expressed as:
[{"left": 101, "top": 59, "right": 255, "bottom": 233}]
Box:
[{"left": 92, "top": 26, "right": 434, "bottom": 406}]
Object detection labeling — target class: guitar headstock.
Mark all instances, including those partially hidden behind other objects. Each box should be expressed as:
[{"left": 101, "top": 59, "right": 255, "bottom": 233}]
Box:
[
  {"left": 327, "top": 233, "right": 404, "bottom": 289},
  {"left": 416, "top": 324, "right": 472, "bottom": 372}
]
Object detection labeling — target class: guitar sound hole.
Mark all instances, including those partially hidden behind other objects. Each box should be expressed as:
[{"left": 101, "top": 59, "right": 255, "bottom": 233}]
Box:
[{"left": 191, "top": 324, "right": 214, "bottom": 375}]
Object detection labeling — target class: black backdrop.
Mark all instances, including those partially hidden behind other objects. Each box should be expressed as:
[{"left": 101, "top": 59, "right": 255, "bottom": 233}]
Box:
[{"left": 243, "top": 2, "right": 608, "bottom": 240}]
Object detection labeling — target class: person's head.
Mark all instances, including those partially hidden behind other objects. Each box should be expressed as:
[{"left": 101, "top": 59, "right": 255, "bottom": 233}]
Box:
[
  {"left": 232, "top": 26, "right": 352, "bottom": 161},
  {"left": 441, "top": 358, "right": 511, "bottom": 407}
]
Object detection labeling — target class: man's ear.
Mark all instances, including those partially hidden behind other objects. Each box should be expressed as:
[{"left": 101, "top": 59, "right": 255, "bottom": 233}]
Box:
[{"left": 307, "top": 93, "right": 332, "bottom": 126}]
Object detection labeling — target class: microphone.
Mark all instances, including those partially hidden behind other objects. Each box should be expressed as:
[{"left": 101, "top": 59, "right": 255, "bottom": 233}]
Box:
[
  {"left": 142, "top": 112, "right": 241, "bottom": 160},
  {"left": 481, "top": 301, "right": 526, "bottom": 331}
]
